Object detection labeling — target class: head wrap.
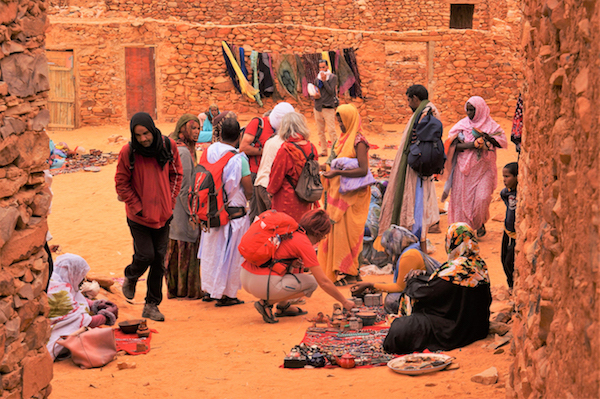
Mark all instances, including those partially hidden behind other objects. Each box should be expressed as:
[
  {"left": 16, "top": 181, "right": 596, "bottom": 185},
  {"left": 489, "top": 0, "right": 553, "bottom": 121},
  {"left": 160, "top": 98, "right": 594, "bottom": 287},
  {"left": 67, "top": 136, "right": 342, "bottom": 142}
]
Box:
[
  {"left": 205, "top": 104, "right": 219, "bottom": 123},
  {"left": 463, "top": 96, "right": 501, "bottom": 135},
  {"left": 130, "top": 112, "right": 172, "bottom": 167},
  {"left": 268, "top": 102, "right": 295, "bottom": 131},
  {"left": 47, "top": 254, "right": 93, "bottom": 359},
  {"left": 333, "top": 104, "right": 361, "bottom": 158},
  {"left": 170, "top": 113, "right": 200, "bottom": 143},
  {"left": 381, "top": 225, "right": 418, "bottom": 257},
  {"left": 212, "top": 111, "right": 237, "bottom": 143},
  {"left": 429, "top": 223, "right": 489, "bottom": 287}
]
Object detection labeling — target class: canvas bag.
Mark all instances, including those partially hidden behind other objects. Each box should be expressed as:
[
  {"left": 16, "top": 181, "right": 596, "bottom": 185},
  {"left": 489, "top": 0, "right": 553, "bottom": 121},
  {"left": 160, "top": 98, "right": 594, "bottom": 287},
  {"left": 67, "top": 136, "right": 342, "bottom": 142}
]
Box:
[
  {"left": 55, "top": 327, "right": 117, "bottom": 369},
  {"left": 188, "top": 150, "right": 236, "bottom": 229},
  {"left": 287, "top": 142, "right": 323, "bottom": 203},
  {"left": 407, "top": 109, "right": 446, "bottom": 177}
]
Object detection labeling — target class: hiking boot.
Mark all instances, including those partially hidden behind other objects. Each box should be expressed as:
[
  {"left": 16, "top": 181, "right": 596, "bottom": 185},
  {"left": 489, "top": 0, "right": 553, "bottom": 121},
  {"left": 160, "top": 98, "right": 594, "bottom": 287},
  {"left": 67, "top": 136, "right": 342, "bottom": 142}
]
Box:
[
  {"left": 122, "top": 277, "right": 137, "bottom": 300},
  {"left": 142, "top": 303, "right": 165, "bottom": 322}
]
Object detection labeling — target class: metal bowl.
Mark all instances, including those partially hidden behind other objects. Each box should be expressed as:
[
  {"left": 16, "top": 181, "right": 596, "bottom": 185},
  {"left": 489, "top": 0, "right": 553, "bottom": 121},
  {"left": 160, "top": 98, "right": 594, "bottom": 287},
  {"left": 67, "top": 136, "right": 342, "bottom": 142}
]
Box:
[{"left": 118, "top": 319, "right": 144, "bottom": 334}]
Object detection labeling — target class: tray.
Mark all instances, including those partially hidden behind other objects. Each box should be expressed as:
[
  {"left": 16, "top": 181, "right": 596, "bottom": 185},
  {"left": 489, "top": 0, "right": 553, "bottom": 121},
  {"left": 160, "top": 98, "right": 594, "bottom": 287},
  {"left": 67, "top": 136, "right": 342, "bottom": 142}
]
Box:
[{"left": 387, "top": 353, "right": 453, "bottom": 375}]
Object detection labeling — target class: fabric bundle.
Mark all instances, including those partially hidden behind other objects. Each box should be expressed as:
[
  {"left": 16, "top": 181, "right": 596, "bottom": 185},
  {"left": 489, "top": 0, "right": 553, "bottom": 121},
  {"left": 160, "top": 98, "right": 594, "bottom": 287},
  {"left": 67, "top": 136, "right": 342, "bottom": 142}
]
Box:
[{"left": 221, "top": 41, "right": 258, "bottom": 101}]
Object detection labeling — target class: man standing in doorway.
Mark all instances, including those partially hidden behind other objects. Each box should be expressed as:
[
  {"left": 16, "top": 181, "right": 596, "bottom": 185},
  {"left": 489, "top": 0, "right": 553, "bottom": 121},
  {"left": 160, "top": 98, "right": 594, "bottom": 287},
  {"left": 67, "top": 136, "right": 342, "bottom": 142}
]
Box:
[
  {"left": 313, "top": 59, "right": 338, "bottom": 157},
  {"left": 379, "top": 84, "right": 441, "bottom": 252},
  {"left": 115, "top": 112, "right": 183, "bottom": 321}
]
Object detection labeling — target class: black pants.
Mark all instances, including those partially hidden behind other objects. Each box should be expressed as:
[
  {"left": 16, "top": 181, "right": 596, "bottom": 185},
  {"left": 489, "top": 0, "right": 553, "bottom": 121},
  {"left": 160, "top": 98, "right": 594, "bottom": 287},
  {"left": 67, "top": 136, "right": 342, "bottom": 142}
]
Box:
[
  {"left": 501, "top": 232, "right": 515, "bottom": 288},
  {"left": 125, "top": 217, "right": 171, "bottom": 305}
]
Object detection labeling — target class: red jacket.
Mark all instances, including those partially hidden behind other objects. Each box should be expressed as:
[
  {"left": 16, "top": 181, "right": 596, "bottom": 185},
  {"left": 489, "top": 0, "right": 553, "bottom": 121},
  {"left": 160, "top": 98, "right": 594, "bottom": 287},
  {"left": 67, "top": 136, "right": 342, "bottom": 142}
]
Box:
[{"left": 115, "top": 138, "right": 183, "bottom": 229}]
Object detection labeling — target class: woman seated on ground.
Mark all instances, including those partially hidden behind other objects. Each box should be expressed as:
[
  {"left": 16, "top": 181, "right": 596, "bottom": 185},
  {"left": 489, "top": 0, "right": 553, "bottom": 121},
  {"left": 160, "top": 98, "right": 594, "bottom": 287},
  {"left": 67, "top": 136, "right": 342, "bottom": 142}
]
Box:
[
  {"left": 47, "top": 254, "right": 119, "bottom": 360},
  {"left": 197, "top": 104, "right": 220, "bottom": 143},
  {"left": 241, "top": 209, "right": 355, "bottom": 324},
  {"left": 351, "top": 225, "right": 440, "bottom": 314},
  {"left": 382, "top": 223, "right": 491, "bottom": 354}
]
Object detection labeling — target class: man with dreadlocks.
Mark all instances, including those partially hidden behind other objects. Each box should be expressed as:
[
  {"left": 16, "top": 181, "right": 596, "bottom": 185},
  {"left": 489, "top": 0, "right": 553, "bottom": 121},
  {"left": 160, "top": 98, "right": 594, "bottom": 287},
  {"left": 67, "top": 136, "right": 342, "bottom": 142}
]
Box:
[{"left": 115, "top": 112, "right": 183, "bottom": 321}]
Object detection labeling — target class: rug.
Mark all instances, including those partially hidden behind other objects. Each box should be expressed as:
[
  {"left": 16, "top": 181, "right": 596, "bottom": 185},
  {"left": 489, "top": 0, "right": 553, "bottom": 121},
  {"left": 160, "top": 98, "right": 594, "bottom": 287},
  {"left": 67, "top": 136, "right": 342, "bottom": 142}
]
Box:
[
  {"left": 283, "top": 325, "right": 397, "bottom": 368},
  {"left": 114, "top": 328, "right": 157, "bottom": 355}
]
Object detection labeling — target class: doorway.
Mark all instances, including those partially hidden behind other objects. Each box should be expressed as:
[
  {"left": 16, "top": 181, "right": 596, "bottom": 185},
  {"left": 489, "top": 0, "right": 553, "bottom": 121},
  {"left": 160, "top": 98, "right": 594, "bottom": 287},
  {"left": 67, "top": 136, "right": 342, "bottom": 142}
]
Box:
[
  {"left": 125, "top": 47, "right": 157, "bottom": 120},
  {"left": 47, "top": 50, "right": 76, "bottom": 129}
]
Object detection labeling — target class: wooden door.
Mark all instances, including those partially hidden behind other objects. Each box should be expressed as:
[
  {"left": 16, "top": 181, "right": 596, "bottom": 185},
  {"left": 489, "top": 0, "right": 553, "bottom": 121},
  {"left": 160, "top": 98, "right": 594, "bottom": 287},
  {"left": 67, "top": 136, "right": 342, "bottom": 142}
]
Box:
[
  {"left": 125, "top": 47, "right": 156, "bottom": 120},
  {"left": 47, "top": 50, "right": 75, "bottom": 129}
]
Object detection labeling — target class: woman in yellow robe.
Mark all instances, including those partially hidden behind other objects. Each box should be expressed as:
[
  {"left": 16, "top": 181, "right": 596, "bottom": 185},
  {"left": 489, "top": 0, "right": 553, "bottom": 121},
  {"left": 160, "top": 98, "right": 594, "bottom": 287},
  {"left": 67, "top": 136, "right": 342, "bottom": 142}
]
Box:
[{"left": 318, "top": 104, "right": 371, "bottom": 285}]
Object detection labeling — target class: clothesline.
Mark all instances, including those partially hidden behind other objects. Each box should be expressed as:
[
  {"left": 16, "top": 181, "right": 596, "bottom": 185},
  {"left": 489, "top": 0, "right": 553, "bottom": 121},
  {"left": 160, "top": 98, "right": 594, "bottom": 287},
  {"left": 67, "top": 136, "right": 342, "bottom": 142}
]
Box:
[{"left": 222, "top": 41, "right": 363, "bottom": 105}]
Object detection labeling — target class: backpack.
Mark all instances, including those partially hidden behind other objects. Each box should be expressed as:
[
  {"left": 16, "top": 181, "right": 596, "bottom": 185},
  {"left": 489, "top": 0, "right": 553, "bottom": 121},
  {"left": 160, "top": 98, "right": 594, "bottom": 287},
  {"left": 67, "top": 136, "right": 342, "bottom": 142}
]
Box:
[
  {"left": 240, "top": 117, "right": 265, "bottom": 149},
  {"left": 238, "top": 210, "right": 299, "bottom": 275},
  {"left": 188, "top": 149, "right": 237, "bottom": 229},
  {"left": 286, "top": 142, "right": 323, "bottom": 203},
  {"left": 407, "top": 109, "right": 445, "bottom": 177},
  {"left": 128, "top": 136, "right": 172, "bottom": 171}
]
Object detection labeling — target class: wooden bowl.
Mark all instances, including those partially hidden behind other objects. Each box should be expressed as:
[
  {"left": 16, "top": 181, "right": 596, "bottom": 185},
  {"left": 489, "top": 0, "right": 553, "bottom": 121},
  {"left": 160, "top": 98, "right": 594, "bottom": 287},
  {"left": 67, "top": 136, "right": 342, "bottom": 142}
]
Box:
[{"left": 119, "top": 319, "right": 144, "bottom": 334}]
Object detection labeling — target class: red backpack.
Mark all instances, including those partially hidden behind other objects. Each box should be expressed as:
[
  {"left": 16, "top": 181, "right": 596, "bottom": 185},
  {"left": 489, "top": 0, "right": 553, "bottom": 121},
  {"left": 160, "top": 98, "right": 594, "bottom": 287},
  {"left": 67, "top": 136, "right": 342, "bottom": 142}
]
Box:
[
  {"left": 238, "top": 210, "right": 299, "bottom": 273},
  {"left": 188, "top": 149, "right": 236, "bottom": 229}
]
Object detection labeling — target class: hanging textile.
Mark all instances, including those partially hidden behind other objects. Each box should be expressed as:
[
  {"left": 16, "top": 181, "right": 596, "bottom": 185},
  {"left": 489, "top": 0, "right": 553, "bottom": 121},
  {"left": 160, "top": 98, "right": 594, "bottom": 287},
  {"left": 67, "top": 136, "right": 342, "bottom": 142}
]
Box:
[
  {"left": 258, "top": 53, "right": 275, "bottom": 98},
  {"left": 221, "top": 41, "right": 258, "bottom": 101},
  {"left": 302, "top": 53, "right": 321, "bottom": 92},
  {"left": 222, "top": 43, "right": 241, "bottom": 94},
  {"left": 295, "top": 54, "right": 307, "bottom": 97},
  {"left": 276, "top": 55, "right": 298, "bottom": 99},
  {"left": 250, "top": 51, "right": 263, "bottom": 106},
  {"left": 321, "top": 51, "right": 332, "bottom": 71},
  {"left": 239, "top": 47, "right": 249, "bottom": 79},
  {"left": 337, "top": 50, "right": 356, "bottom": 95},
  {"left": 328, "top": 50, "right": 338, "bottom": 74},
  {"left": 344, "top": 48, "right": 363, "bottom": 98}
]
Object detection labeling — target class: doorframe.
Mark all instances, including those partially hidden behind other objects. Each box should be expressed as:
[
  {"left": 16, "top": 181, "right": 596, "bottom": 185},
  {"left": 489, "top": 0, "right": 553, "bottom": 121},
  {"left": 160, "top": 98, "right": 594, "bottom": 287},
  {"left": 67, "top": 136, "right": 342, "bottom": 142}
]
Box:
[
  {"left": 123, "top": 44, "right": 158, "bottom": 122},
  {"left": 46, "top": 47, "right": 80, "bottom": 129}
]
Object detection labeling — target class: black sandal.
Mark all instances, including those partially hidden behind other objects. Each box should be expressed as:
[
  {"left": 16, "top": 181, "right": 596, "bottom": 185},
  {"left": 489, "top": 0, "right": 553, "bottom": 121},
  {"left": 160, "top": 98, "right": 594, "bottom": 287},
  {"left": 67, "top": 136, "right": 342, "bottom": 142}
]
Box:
[
  {"left": 275, "top": 302, "right": 307, "bottom": 317},
  {"left": 215, "top": 296, "right": 245, "bottom": 307},
  {"left": 202, "top": 293, "right": 216, "bottom": 302},
  {"left": 254, "top": 300, "right": 278, "bottom": 324}
]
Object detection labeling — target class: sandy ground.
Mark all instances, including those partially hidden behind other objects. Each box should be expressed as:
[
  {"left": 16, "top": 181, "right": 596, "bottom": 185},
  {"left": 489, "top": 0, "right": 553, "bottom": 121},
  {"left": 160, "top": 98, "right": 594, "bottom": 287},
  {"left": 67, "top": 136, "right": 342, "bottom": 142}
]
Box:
[{"left": 46, "top": 113, "right": 518, "bottom": 399}]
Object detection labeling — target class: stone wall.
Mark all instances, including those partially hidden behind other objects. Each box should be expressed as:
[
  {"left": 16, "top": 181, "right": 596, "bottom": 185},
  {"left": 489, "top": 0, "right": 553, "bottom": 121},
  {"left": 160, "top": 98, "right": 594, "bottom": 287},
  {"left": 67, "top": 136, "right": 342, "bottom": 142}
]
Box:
[
  {"left": 0, "top": 0, "right": 53, "bottom": 398},
  {"left": 507, "top": 0, "right": 600, "bottom": 398},
  {"left": 54, "top": 0, "right": 492, "bottom": 32},
  {"left": 47, "top": 15, "right": 522, "bottom": 128}
]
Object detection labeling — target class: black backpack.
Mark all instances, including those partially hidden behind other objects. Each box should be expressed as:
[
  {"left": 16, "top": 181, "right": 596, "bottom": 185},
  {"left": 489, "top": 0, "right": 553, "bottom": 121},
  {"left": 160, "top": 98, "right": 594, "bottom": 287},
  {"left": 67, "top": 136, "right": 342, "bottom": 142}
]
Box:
[{"left": 407, "top": 110, "right": 445, "bottom": 177}]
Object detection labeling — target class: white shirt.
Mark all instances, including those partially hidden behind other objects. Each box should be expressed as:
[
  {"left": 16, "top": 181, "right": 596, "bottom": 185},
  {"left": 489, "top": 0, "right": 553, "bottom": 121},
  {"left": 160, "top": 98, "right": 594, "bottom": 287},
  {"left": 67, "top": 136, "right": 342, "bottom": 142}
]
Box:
[{"left": 254, "top": 135, "right": 284, "bottom": 188}]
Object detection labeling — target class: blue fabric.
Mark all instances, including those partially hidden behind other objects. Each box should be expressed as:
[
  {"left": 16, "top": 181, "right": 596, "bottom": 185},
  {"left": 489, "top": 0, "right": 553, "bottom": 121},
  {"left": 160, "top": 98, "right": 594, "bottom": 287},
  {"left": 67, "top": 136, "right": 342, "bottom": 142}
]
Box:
[
  {"left": 393, "top": 243, "right": 421, "bottom": 283},
  {"left": 412, "top": 178, "right": 424, "bottom": 239},
  {"left": 239, "top": 47, "right": 248, "bottom": 79},
  {"left": 222, "top": 45, "right": 241, "bottom": 93},
  {"left": 197, "top": 130, "right": 213, "bottom": 143}
]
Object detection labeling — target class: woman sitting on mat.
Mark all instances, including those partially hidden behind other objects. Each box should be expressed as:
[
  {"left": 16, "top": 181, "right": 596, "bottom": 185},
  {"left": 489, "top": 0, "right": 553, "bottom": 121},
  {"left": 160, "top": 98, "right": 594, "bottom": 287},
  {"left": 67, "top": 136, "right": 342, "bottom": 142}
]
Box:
[
  {"left": 47, "top": 254, "right": 119, "bottom": 360},
  {"left": 382, "top": 223, "right": 491, "bottom": 354},
  {"left": 241, "top": 209, "right": 355, "bottom": 324},
  {"left": 351, "top": 225, "right": 440, "bottom": 314}
]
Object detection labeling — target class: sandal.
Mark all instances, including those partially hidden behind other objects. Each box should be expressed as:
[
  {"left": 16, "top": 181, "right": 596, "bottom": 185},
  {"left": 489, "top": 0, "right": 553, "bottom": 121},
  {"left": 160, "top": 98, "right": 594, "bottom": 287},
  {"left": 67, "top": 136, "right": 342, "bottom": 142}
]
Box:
[
  {"left": 334, "top": 274, "right": 361, "bottom": 286},
  {"left": 215, "top": 296, "right": 245, "bottom": 307},
  {"left": 477, "top": 224, "right": 486, "bottom": 238},
  {"left": 202, "top": 293, "right": 216, "bottom": 302},
  {"left": 275, "top": 304, "right": 307, "bottom": 318},
  {"left": 254, "top": 300, "right": 279, "bottom": 324}
]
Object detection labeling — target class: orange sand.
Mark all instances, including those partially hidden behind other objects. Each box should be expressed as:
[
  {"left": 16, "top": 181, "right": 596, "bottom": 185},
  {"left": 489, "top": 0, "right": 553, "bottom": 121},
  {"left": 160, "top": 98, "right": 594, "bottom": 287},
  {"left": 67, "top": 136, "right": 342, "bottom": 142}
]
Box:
[{"left": 47, "top": 115, "right": 517, "bottom": 398}]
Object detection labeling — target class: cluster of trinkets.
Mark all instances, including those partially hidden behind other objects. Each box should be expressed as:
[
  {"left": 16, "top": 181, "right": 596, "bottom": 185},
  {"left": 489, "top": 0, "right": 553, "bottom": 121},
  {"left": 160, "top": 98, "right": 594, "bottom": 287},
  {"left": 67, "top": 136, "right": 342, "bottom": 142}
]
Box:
[{"left": 283, "top": 327, "right": 396, "bottom": 368}]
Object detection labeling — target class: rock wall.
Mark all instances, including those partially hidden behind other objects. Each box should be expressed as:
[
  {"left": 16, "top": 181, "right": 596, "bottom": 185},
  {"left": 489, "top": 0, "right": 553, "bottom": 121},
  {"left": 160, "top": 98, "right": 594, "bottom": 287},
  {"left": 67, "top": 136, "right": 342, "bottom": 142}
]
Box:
[
  {"left": 47, "top": 12, "right": 522, "bottom": 128},
  {"left": 55, "top": 0, "right": 492, "bottom": 32},
  {"left": 0, "top": 0, "right": 53, "bottom": 398},
  {"left": 507, "top": 0, "right": 600, "bottom": 398}
]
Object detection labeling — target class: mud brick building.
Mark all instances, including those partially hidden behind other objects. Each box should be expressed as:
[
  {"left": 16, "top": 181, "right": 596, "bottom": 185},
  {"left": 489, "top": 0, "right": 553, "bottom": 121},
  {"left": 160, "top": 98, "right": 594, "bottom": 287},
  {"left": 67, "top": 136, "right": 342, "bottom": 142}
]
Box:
[{"left": 46, "top": 0, "right": 522, "bottom": 131}]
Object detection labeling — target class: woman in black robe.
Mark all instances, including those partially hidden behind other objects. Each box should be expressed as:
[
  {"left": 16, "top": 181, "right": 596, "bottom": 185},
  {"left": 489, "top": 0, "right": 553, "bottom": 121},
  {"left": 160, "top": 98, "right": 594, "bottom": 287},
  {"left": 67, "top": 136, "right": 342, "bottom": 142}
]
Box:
[{"left": 383, "top": 222, "right": 491, "bottom": 354}]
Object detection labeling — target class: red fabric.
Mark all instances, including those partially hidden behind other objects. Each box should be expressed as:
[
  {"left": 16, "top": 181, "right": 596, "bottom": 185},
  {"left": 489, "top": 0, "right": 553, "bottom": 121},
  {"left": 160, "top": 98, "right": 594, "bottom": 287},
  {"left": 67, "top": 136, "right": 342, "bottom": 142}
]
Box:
[
  {"left": 114, "top": 328, "right": 157, "bottom": 355},
  {"left": 115, "top": 138, "right": 183, "bottom": 229},
  {"left": 242, "top": 231, "right": 319, "bottom": 276},
  {"left": 267, "top": 141, "right": 318, "bottom": 222},
  {"left": 245, "top": 117, "right": 274, "bottom": 174}
]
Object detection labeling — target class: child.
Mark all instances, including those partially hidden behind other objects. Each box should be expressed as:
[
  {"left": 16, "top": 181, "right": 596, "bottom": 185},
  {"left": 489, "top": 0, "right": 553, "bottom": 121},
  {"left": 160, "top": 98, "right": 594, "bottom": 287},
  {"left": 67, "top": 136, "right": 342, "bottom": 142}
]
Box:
[{"left": 500, "top": 162, "right": 518, "bottom": 288}]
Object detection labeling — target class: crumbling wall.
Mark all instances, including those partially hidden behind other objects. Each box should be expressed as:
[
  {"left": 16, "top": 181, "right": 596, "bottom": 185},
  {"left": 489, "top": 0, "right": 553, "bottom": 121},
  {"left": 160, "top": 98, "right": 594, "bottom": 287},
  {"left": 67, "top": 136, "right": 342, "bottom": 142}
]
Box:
[
  {"left": 46, "top": 19, "right": 522, "bottom": 128},
  {"left": 508, "top": 0, "right": 600, "bottom": 398},
  {"left": 54, "top": 0, "right": 492, "bottom": 32},
  {"left": 0, "top": 0, "right": 53, "bottom": 398}
]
